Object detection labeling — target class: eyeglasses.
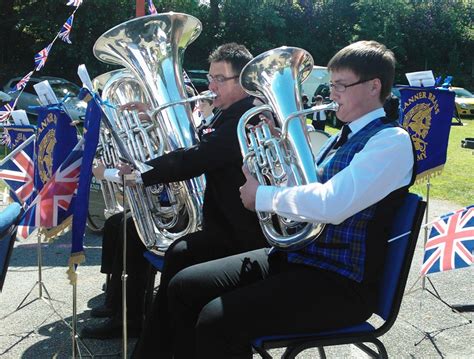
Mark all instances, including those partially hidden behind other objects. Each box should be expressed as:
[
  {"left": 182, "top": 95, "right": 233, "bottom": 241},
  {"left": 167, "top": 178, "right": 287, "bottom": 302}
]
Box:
[
  {"left": 206, "top": 74, "right": 239, "bottom": 84},
  {"left": 329, "top": 78, "right": 374, "bottom": 93}
]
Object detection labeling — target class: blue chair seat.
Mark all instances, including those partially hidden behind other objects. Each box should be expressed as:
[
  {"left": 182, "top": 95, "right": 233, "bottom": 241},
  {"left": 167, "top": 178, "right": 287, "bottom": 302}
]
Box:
[
  {"left": 252, "top": 193, "right": 426, "bottom": 359},
  {"left": 0, "top": 203, "right": 23, "bottom": 292},
  {"left": 143, "top": 250, "right": 165, "bottom": 272}
]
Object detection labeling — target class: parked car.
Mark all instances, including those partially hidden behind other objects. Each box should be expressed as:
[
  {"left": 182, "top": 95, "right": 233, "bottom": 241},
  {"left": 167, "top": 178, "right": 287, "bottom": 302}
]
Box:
[
  {"left": 3, "top": 76, "right": 87, "bottom": 122},
  {"left": 451, "top": 87, "right": 474, "bottom": 118},
  {"left": 0, "top": 90, "right": 12, "bottom": 104}
]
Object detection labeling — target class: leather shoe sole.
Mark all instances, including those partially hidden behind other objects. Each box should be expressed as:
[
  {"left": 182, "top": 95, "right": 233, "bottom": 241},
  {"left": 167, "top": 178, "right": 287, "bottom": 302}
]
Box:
[{"left": 90, "top": 304, "right": 114, "bottom": 318}]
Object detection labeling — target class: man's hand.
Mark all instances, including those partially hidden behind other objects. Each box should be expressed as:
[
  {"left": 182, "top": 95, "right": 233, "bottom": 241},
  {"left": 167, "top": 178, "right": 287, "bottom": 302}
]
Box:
[
  {"left": 240, "top": 165, "right": 259, "bottom": 211},
  {"left": 117, "top": 163, "right": 140, "bottom": 186},
  {"left": 117, "top": 163, "right": 133, "bottom": 177},
  {"left": 92, "top": 160, "right": 106, "bottom": 180},
  {"left": 120, "top": 101, "right": 151, "bottom": 122}
]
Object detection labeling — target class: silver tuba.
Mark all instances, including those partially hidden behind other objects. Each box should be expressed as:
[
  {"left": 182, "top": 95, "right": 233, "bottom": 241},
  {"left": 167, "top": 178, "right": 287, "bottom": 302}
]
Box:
[
  {"left": 92, "top": 69, "right": 151, "bottom": 219},
  {"left": 237, "top": 46, "right": 338, "bottom": 250},
  {"left": 92, "top": 13, "right": 208, "bottom": 254}
]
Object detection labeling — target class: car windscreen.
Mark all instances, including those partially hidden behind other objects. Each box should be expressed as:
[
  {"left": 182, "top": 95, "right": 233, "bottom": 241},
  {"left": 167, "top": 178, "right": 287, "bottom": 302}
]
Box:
[
  {"left": 50, "top": 82, "right": 80, "bottom": 98},
  {"left": 454, "top": 88, "right": 473, "bottom": 98}
]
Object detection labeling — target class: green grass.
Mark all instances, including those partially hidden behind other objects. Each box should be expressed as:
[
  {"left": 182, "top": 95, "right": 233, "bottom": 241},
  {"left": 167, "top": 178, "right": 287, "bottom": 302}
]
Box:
[{"left": 326, "top": 119, "right": 473, "bottom": 206}]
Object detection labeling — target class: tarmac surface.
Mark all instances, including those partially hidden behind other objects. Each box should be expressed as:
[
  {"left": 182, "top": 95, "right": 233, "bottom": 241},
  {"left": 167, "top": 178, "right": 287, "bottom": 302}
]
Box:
[{"left": 0, "top": 198, "right": 472, "bottom": 358}]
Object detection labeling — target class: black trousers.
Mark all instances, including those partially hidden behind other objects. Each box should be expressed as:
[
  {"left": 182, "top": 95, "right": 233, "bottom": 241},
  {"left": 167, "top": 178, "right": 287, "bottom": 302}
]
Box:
[
  {"left": 166, "top": 248, "right": 373, "bottom": 359},
  {"left": 312, "top": 119, "right": 326, "bottom": 131},
  {"left": 100, "top": 212, "right": 124, "bottom": 274},
  {"left": 133, "top": 228, "right": 267, "bottom": 358},
  {"left": 100, "top": 212, "right": 149, "bottom": 320}
]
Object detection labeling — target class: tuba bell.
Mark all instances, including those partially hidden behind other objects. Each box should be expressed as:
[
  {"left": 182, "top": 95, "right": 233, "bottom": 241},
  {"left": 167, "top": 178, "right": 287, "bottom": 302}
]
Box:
[
  {"left": 237, "top": 46, "right": 338, "bottom": 250},
  {"left": 92, "top": 12, "right": 210, "bottom": 254}
]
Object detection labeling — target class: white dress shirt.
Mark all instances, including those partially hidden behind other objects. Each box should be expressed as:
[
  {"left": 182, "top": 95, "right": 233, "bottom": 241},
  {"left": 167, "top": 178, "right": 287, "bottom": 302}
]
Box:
[{"left": 256, "top": 107, "right": 414, "bottom": 225}]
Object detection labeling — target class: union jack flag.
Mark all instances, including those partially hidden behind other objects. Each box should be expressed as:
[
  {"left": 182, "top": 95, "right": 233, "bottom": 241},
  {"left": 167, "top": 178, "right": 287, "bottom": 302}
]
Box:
[
  {"left": 59, "top": 14, "right": 74, "bottom": 44},
  {"left": 66, "top": 0, "right": 83, "bottom": 7},
  {"left": 0, "top": 135, "right": 36, "bottom": 205},
  {"left": 0, "top": 101, "right": 15, "bottom": 122},
  {"left": 14, "top": 71, "right": 34, "bottom": 92},
  {"left": 147, "top": 0, "right": 157, "bottom": 15},
  {"left": 17, "top": 139, "right": 84, "bottom": 239},
  {"left": 421, "top": 205, "right": 474, "bottom": 275},
  {"left": 34, "top": 43, "right": 53, "bottom": 71}
]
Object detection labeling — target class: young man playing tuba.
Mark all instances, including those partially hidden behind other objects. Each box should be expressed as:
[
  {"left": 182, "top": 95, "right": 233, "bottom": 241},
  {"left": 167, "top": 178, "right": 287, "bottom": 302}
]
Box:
[{"left": 162, "top": 40, "right": 416, "bottom": 359}]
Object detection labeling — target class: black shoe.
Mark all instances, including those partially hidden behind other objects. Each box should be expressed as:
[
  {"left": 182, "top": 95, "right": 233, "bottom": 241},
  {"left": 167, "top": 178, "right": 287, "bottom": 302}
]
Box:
[
  {"left": 90, "top": 304, "right": 114, "bottom": 318},
  {"left": 81, "top": 316, "right": 141, "bottom": 340}
]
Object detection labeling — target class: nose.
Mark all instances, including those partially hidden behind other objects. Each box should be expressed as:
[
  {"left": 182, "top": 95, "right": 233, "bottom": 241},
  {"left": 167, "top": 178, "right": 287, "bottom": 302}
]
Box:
[
  {"left": 329, "top": 91, "right": 337, "bottom": 102},
  {"left": 208, "top": 81, "right": 217, "bottom": 92}
]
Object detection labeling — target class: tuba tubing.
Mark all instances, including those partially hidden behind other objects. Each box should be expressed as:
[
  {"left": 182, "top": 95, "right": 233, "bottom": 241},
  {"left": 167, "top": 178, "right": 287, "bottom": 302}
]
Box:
[
  {"left": 92, "top": 13, "right": 207, "bottom": 253},
  {"left": 237, "top": 46, "right": 338, "bottom": 250}
]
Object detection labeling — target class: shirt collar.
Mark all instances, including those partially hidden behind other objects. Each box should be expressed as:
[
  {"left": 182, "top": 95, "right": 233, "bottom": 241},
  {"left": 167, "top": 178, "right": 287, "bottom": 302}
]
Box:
[{"left": 346, "top": 107, "right": 386, "bottom": 136}]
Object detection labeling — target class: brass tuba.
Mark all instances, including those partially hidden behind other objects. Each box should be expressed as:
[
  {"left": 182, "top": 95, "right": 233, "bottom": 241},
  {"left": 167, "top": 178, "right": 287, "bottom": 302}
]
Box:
[
  {"left": 92, "top": 13, "right": 209, "bottom": 254},
  {"left": 237, "top": 46, "right": 338, "bottom": 250}
]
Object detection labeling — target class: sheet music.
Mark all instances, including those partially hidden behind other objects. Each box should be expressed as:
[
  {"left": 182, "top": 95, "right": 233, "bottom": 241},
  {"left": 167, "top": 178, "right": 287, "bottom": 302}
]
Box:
[
  {"left": 11, "top": 110, "right": 30, "bottom": 126},
  {"left": 33, "top": 81, "right": 59, "bottom": 106},
  {"left": 405, "top": 71, "right": 435, "bottom": 87},
  {"left": 77, "top": 64, "right": 94, "bottom": 91}
]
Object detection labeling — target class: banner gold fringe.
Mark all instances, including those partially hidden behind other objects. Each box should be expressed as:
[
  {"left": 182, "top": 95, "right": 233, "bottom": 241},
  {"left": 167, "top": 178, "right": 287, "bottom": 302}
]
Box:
[
  {"left": 43, "top": 216, "right": 73, "bottom": 242},
  {"left": 415, "top": 164, "right": 445, "bottom": 184},
  {"left": 67, "top": 252, "right": 85, "bottom": 285}
]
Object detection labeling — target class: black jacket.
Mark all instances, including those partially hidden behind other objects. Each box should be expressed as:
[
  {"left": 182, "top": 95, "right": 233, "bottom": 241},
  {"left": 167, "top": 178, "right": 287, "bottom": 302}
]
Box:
[{"left": 141, "top": 96, "right": 266, "bottom": 251}]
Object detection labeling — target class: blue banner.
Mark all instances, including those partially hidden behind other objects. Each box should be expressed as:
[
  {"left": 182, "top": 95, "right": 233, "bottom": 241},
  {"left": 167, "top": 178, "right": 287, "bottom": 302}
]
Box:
[
  {"left": 67, "top": 90, "right": 102, "bottom": 284},
  {"left": 2, "top": 125, "right": 36, "bottom": 150},
  {"left": 34, "top": 105, "right": 78, "bottom": 192},
  {"left": 399, "top": 87, "right": 455, "bottom": 182}
]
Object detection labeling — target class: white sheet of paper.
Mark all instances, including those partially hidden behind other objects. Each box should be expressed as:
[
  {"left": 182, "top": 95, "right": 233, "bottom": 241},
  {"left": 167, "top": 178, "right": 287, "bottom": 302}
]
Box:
[
  {"left": 33, "top": 81, "right": 59, "bottom": 106},
  {"left": 405, "top": 71, "right": 435, "bottom": 87},
  {"left": 78, "top": 64, "right": 94, "bottom": 91},
  {"left": 11, "top": 110, "right": 30, "bottom": 126}
]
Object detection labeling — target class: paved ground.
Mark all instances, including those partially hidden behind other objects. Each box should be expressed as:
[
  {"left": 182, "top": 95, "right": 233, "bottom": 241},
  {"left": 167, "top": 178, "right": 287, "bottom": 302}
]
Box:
[{"left": 0, "top": 199, "right": 472, "bottom": 358}]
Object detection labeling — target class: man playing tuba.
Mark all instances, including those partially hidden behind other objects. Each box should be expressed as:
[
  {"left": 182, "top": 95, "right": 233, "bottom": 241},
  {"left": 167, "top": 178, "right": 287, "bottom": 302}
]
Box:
[
  {"left": 83, "top": 44, "right": 268, "bottom": 357},
  {"left": 163, "top": 40, "right": 417, "bottom": 359}
]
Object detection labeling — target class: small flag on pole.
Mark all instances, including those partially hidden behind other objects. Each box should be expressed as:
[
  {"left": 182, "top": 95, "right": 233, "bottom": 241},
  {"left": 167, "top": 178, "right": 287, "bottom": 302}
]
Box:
[
  {"left": 34, "top": 43, "right": 53, "bottom": 71},
  {"left": 147, "top": 0, "right": 157, "bottom": 15},
  {"left": 59, "top": 14, "right": 74, "bottom": 44},
  {"left": 421, "top": 205, "right": 474, "bottom": 275},
  {"left": 0, "top": 101, "right": 15, "bottom": 122},
  {"left": 13, "top": 71, "right": 34, "bottom": 92},
  {"left": 66, "top": 0, "right": 83, "bottom": 7}
]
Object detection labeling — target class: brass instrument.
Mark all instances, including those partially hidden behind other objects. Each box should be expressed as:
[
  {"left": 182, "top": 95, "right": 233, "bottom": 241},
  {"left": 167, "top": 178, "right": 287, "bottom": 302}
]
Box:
[
  {"left": 92, "top": 13, "right": 211, "bottom": 253},
  {"left": 237, "top": 46, "right": 338, "bottom": 250},
  {"left": 92, "top": 70, "right": 128, "bottom": 218}
]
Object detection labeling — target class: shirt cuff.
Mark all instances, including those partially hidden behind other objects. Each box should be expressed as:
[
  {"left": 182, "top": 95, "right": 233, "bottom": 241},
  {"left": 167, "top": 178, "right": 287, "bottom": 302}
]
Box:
[
  {"left": 104, "top": 168, "right": 143, "bottom": 184},
  {"left": 256, "top": 185, "right": 277, "bottom": 213},
  {"left": 104, "top": 168, "right": 120, "bottom": 183}
]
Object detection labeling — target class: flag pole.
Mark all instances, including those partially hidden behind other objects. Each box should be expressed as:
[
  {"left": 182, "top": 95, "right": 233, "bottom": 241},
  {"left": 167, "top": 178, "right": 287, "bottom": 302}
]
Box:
[
  {"left": 121, "top": 175, "right": 129, "bottom": 358},
  {"left": 136, "top": 0, "right": 145, "bottom": 17}
]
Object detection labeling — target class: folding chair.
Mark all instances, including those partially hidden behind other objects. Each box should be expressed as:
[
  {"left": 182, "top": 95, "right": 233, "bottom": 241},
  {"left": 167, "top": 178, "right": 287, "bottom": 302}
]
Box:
[
  {"left": 252, "top": 193, "right": 426, "bottom": 359},
  {"left": 0, "top": 203, "right": 23, "bottom": 292}
]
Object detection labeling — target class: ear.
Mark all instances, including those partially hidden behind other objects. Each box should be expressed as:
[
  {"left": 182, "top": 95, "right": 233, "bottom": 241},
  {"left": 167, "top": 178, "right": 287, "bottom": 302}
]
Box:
[{"left": 370, "top": 78, "right": 382, "bottom": 97}]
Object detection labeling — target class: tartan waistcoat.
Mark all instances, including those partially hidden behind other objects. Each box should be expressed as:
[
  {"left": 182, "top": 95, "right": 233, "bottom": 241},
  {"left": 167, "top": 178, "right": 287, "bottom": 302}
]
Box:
[{"left": 287, "top": 118, "right": 397, "bottom": 282}]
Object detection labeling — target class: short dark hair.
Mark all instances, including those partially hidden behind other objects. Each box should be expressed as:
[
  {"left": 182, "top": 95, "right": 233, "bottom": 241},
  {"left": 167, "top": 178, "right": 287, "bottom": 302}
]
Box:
[
  {"left": 327, "top": 40, "right": 395, "bottom": 102},
  {"left": 208, "top": 43, "right": 253, "bottom": 75},
  {"left": 315, "top": 95, "right": 323, "bottom": 102}
]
